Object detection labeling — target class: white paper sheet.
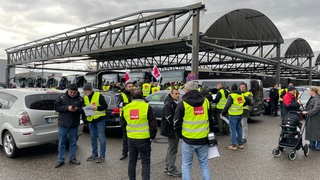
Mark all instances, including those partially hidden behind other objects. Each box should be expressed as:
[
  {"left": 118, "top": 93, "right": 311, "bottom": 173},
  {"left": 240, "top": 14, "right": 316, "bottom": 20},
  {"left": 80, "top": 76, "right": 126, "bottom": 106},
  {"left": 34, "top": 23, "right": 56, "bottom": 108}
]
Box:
[
  {"left": 208, "top": 146, "right": 220, "bottom": 159},
  {"left": 220, "top": 115, "right": 229, "bottom": 124},
  {"left": 82, "top": 105, "right": 96, "bottom": 116}
]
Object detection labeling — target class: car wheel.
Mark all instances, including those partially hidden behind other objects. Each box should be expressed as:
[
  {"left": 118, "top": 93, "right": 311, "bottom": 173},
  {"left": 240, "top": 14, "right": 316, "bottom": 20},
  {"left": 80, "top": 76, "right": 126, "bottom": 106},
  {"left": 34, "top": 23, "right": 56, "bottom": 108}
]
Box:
[{"left": 3, "top": 131, "right": 18, "bottom": 158}]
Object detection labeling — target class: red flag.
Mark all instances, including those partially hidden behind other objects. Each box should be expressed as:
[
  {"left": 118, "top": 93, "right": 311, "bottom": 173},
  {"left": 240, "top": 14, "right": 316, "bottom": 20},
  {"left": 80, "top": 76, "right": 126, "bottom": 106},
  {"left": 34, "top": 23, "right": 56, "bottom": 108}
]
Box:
[
  {"left": 152, "top": 65, "right": 162, "bottom": 81},
  {"left": 125, "top": 70, "right": 131, "bottom": 83}
]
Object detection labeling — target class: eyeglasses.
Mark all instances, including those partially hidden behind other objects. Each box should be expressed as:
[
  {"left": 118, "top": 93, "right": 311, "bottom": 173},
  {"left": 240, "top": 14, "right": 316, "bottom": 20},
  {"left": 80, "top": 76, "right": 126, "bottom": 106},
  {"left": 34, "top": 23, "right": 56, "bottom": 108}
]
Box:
[{"left": 174, "top": 93, "right": 180, "bottom": 95}]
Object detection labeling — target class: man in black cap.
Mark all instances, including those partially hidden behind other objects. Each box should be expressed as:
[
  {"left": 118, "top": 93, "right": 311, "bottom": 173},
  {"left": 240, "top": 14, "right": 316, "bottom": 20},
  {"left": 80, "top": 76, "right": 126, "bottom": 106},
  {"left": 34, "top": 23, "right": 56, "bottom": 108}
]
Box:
[
  {"left": 54, "top": 84, "right": 84, "bottom": 168},
  {"left": 83, "top": 83, "right": 108, "bottom": 163}
]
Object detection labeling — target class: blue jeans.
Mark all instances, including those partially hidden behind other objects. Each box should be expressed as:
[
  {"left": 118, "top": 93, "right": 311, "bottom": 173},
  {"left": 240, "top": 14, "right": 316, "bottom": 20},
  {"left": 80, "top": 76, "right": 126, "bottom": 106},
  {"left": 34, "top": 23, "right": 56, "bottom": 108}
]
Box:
[
  {"left": 58, "top": 126, "right": 78, "bottom": 162},
  {"left": 89, "top": 119, "right": 106, "bottom": 157},
  {"left": 309, "top": 141, "right": 320, "bottom": 149},
  {"left": 229, "top": 116, "right": 243, "bottom": 146},
  {"left": 181, "top": 140, "right": 211, "bottom": 180}
]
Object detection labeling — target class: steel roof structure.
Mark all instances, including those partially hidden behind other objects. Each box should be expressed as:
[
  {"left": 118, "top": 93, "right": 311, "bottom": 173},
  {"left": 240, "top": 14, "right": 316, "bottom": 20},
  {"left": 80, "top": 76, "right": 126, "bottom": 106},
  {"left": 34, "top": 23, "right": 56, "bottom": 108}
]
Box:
[{"left": 5, "top": 3, "right": 319, "bottom": 86}]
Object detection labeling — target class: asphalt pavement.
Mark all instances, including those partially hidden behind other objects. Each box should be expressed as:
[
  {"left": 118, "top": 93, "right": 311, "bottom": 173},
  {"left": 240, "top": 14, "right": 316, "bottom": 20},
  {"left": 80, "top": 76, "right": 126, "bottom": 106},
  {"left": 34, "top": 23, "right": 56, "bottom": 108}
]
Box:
[{"left": 0, "top": 115, "right": 319, "bottom": 180}]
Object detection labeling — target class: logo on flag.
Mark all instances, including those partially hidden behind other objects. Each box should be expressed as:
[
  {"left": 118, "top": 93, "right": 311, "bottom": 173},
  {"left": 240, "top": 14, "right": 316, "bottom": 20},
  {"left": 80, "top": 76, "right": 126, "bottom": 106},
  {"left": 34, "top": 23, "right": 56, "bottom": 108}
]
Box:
[
  {"left": 151, "top": 66, "right": 162, "bottom": 81},
  {"left": 125, "top": 70, "right": 131, "bottom": 84}
]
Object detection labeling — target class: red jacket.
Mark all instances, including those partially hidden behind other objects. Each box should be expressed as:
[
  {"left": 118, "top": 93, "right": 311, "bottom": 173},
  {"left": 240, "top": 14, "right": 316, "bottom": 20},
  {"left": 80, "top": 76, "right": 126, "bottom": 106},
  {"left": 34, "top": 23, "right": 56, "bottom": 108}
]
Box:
[{"left": 283, "top": 92, "right": 300, "bottom": 112}]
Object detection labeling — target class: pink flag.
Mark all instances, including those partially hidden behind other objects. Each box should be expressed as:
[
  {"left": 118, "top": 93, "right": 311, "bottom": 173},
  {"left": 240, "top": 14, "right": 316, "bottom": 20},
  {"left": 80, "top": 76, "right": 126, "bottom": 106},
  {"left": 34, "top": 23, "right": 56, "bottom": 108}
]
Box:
[
  {"left": 152, "top": 65, "right": 162, "bottom": 81},
  {"left": 125, "top": 70, "right": 131, "bottom": 83}
]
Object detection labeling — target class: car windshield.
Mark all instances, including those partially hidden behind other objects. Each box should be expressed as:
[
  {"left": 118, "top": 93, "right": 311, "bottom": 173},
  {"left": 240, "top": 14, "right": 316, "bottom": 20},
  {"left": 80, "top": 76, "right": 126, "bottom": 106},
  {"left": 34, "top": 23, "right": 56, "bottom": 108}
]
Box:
[{"left": 25, "top": 93, "right": 62, "bottom": 110}]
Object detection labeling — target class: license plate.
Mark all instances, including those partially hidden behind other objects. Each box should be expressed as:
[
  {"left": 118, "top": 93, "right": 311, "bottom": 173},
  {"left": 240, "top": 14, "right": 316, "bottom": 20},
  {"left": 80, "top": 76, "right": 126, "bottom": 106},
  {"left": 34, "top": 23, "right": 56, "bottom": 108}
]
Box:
[{"left": 45, "top": 117, "right": 58, "bottom": 124}]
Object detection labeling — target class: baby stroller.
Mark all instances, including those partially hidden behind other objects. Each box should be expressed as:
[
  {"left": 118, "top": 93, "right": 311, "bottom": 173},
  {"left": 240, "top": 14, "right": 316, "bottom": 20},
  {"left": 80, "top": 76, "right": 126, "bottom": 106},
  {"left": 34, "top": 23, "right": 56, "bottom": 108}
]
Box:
[{"left": 272, "top": 111, "right": 309, "bottom": 160}]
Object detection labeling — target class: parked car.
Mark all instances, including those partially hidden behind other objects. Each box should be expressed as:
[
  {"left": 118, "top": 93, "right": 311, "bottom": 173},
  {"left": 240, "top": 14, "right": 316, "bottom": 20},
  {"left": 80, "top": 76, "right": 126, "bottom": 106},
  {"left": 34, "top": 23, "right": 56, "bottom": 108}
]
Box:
[
  {"left": 145, "top": 90, "right": 184, "bottom": 121},
  {"left": 101, "top": 91, "right": 121, "bottom": 129},
  {"left": 263, "top": 88, "right": 271, "bottom": 115},
  {"left": 0, "top": 88, "right": 84, "bottom": 158}
]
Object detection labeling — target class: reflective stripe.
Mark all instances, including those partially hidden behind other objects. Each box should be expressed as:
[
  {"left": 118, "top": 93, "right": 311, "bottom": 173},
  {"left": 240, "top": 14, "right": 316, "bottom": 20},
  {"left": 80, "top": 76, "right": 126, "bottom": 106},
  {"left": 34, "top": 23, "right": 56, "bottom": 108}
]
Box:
[
  {"left": 127, "top": 129, "right": 149, "bottom": 133},
  {"left": 84, "top": 92, "right": 106, "bottom": 122},
  {"left": 126, "top": 122, "right": 149, "bottom": 128},
  {"left": 182, "top": 127, "right": 209, "bottom": 132},
  {"left": 183, "top": 120, "right": 208, "bottom": 125}
]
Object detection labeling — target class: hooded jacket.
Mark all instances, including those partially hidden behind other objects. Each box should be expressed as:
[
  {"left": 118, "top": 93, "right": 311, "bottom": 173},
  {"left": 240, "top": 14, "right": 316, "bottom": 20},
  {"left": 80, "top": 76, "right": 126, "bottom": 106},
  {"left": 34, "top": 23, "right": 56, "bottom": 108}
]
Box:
[
  {"left": 161, "top": 94, "right": 178, "bottom": 137},
  {"left": 174, "top": 90, "right": 214, "bottom": 145},
  {"left": 283, "top": 91, "right": 300, "bottom": 117},
  {"left": 55, "top": 91, "right": 84, "bottom": 128}
]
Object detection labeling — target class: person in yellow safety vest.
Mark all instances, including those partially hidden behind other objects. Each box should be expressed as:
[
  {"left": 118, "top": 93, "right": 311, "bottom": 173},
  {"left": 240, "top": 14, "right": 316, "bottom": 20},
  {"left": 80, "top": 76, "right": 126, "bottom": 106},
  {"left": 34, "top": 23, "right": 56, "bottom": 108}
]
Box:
[
  {"left": 83, "top": 84, "right": 108, "bottom": 163},
  {"left": 222, "top": 83, "right": 251, "bottom": 150},
  {"left": 102, "top": 81, "right": 110, "bottom": 91},
  {"left": 151, "top": 85, "right": 160, "bottom": 94},
  {"left": 120, "top": 89, "right": 157, "bottom": 180},
  {"left": 212, "top": 82, "right": 230, "bottom": 135},
  {"left": 118, "top": 82, "right": 134, "bottom": 161},
  {"left": 239, "top": 83, "right": 253, "bottom": 144},
  {"left": 174, "top": 81, "right": 214, "bottom": 180},
  {"left": 142, "top": 80, "right": 151, "bottom": 97}
]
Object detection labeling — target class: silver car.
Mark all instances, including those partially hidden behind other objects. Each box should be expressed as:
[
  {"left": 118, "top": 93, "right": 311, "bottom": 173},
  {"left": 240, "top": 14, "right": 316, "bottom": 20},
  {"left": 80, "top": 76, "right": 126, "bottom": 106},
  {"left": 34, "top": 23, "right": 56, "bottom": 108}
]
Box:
[{"left": 0, "top": 88, "right": 84, "bottom": 158}]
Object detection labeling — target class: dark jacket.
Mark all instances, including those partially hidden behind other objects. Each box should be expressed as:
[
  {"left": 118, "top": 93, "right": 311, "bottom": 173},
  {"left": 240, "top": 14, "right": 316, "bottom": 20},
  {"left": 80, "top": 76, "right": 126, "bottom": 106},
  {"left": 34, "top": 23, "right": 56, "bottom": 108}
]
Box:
[
  {"left": 221, "top": 90, "right": 251, "bottom": 116},
  {"left": 85, "top": 91, "right": 108, "bottom": 122},
  {"left": 120, "top": 100, "right": 158, "bottom": 140},
  {"left": 55, "top": 91, "right": 84, "bottom": 128},
  {"left": 283, "top": 92, "right": 300, "bottom": 117},
  {"left": 118, "top": 90, "right": 132, "bottom": 107},
  {"left": 269, "top": 88, "right": 279, "bottom": 101},
  {"left": 174, "top": 90, "right": 214, "bottom": 145},
  {"left": 305, "top": 95, "right": 320, "bottom": 141},
  {"left": 161, "top": 94, "right": 178, "bottom": 137}
]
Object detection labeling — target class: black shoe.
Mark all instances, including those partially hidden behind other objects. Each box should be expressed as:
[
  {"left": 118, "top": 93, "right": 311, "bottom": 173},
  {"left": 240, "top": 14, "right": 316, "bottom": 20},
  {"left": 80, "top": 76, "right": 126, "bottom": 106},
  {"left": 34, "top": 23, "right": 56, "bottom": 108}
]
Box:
[
  {"left": 167, "top": 169, "right": 182, "bottom": 177},
  {"left": 164, "top": 168, "right": 168, "bottom": 173},
  {"left": 216, "top": 132, "right": 224, "bottom": 136},
  {"left": 69, "top": 159, "right": 81, "bottom": 165},
  {"left": 120, "top": 155, "right": 127, "bottom": 160},
  {"left": 55, "top": 161, "right": 65, "bottom": 168},
  {"left": 96, "top": 156, "right": 105, "bottom": 163},
  {"left": 87, "top": 155, "right": 98, "bottom": 161},
  {"left": 223, "top": 131, "right": 230, "bottom": 135}
]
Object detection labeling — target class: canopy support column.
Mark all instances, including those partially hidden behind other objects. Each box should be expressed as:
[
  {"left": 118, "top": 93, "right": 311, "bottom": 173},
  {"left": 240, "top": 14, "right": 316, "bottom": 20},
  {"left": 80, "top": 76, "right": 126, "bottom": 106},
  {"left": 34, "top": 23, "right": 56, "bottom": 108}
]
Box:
[
  {"left": 276, "top": 44, "right": 281, "bottom": 86},
  {"left": 309, "top": 57, "right": 312, "bottom": 85},
  {"left": 191, "top": 9, "right": 200, "bottom": 79}
]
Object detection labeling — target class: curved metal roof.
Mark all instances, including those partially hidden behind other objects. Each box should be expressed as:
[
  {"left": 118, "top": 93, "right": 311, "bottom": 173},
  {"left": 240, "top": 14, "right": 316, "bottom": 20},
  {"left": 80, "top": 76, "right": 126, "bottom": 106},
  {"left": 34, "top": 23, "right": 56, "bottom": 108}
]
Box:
[
  {"left": 280, "top": 38, "right": 314, "bottom": 58},
  {"left": 200, "top": 9, "right": 284, "bottom": 48}
]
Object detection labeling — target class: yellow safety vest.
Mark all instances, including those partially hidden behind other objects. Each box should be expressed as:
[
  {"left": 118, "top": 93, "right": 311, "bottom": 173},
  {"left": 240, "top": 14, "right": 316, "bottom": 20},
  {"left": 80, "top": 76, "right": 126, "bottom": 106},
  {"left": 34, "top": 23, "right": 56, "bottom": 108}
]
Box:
[
  {"left": 151, "top": 87, "right": 160, "bottom": 94},
  {"left": 84, "top": 92, "right": 106, "bottom": 122},
  {"left": 228, "top": 93, "right": 245, "bottom": 116},
  {"left": 142, "top": 83, "right": 151, "bottom": 97},
  {"left": 123, "top": 100, "right": 150, "bottom": 139},
  {"left": 198, "top": 87, "right": 201, "bottom": 92},
  {"left": 120, "top": 93, "right": 129, "bottom": 117},
  {"left": 179, "top": 85, "right": 184, "bottom": 89},
  {"left": 102, "top": 85, "right": 110, "bottom": 91},
  {"left": 167, "top": 86, "right": 172, "bottom": 90},
  {"left": 279, "top": 88, "right": 287, "bottom": 102},
  {"left": 182, "top": 98, "right": 210, "bottom": 139},
  {"left": 243, "top": 91, "right": 252, "bottom": 110},
  {"left": 216, "top": 89, "right": 228, "bottom": 110}
]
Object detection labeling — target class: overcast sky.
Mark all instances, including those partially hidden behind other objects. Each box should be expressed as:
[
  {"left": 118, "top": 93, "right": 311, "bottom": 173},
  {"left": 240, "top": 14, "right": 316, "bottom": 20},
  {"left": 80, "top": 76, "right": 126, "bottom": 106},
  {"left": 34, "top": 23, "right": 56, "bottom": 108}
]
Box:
[{"left": 0, "top": 0, "right": 319, "bottom": 60}]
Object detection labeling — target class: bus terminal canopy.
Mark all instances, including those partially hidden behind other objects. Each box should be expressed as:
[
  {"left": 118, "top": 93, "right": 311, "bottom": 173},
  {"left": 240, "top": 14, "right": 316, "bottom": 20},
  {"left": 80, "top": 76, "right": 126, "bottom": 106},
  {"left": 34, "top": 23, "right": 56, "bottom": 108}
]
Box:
[{"left": 4, "top": 3, "right": 319, "bottom": 85}]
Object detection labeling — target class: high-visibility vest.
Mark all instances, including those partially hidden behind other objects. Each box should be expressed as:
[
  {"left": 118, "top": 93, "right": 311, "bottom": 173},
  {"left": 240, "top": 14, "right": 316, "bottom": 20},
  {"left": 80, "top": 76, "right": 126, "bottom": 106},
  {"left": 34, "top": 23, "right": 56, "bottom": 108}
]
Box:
[
  {"left": 102, "top": 85, "right": 110, "bottom": 91},
  {"left": 179, "top": 85, "right": 184, "bottom": 89},
  {"left": 166, "top": 86, "right": 172, "bottom": 90},
  {"left": 120, "top": 93, "right": 130, "bottom": 117},
  {"left": 228, "top": 93, "right": 245, "bottom": 116},
  {"left": 198, "top": 87, "right": 201, "bottom": 92},
  {"left": 123, "top": 100, "right": 150, "bottom": 139},
  {"left": 84, "top": 92, "right": 106, "bottom": 122},
  {"left": 216, "top": 89, "right": 229, "bottom": 110},
  {"left": 151, "top": 87, "right": 160, "bottom": 94},
  {"left": 182, "top": 98, "right": 210, "bottom": 139},
  {"left": 279, "top": 88, "right": 287, "bottom": 101},
  {"left": 243, "top": 91, "right": 253, "bottom": 110},
  {"left": 142, "top": 83, "right": 151, "bottom": 97}
]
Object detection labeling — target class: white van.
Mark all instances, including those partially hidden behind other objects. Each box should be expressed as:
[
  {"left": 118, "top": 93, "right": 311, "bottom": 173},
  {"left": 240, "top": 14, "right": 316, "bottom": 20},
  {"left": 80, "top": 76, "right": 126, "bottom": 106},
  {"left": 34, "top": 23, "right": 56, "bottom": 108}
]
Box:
[{"left": 194, "top": 79, "right": 264, "bottom": 116}]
